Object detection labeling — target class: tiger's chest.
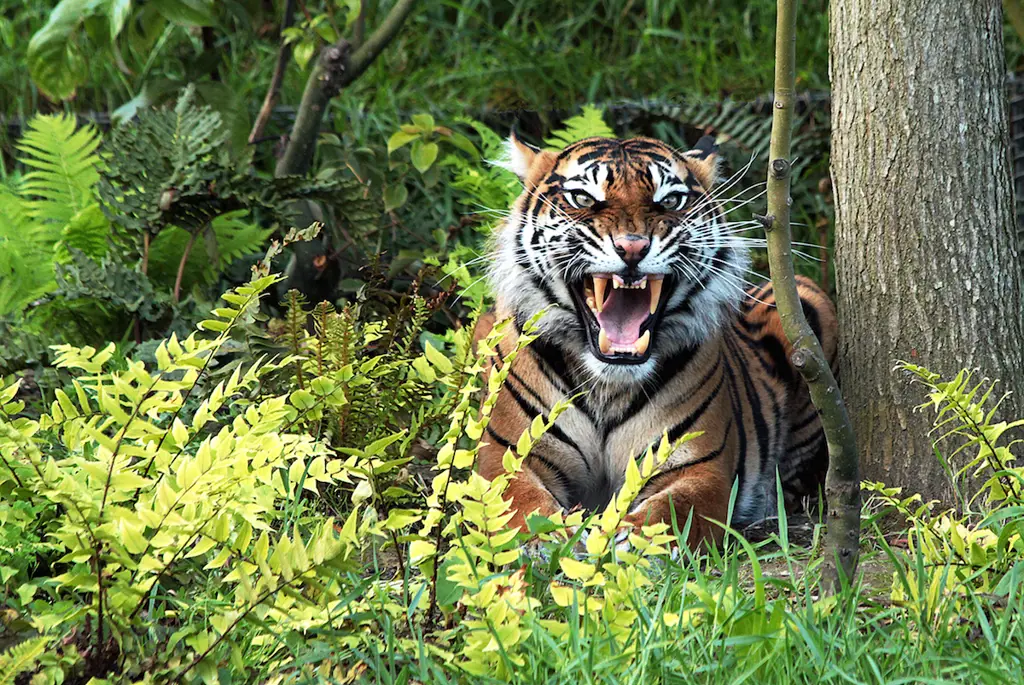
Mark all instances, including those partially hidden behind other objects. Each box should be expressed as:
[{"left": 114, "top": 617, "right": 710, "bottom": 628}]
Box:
[{"left": 525, "top": 333, "right": 788, "bottom": 515}]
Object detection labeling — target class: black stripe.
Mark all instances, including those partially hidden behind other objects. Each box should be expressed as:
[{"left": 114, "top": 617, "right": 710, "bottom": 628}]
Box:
[
  {"left": 613, "top": 344, "right": 700, "bottom": 424},
  {"left": 486, "top": 428, "right": 574, "bottom": 493},
  {"left": 643, "top": 417, "right": 733, "bottom": 492},
  {"left": 731, "top": 326, "right": 794, "bottom": 386},
  {"left": 790, "top": 429, "right": 824, "bottom": 453},
  {"left": 529, "top": 339, "right": 576, "bottom": 395},
  {"left": 738, "top": 315, "right": 765, "bottom": 332},
  {"left": 724, "top": 334, "right": 772, "bottom": 479},
  {"left": 801, "top": 297, "right": 823, "bottom": 343},
  {"left": 790, "top": 407, "right": 820, "bottom": 433},
  {"left": 760, "top": 376, "right": 783, "bottom": 469},
  {"left": 529, "top": 452, "right": 574, "bottom": 492},
  {"left": 666, "top": 368, "right": 725, "bottom": 443},
  {"left": 503, "top": 378, "right": 591, "bottom": 473},
  {"left": 729, "top": 325, "right": 775, "bottom": 378},
  {"left": 486, "top": 425, "right": 513, "bottom": 448},
  {"left": 721, "top": 350, "right": 748, "bottom": 493},
  {"left": 509, "top": 367, "right": 548, "bottom": 411}
]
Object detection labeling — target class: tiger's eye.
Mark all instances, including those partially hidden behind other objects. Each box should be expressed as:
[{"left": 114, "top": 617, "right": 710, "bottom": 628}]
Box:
[
  {"left": 659, "top": 192, "right": 687, "bottom": 211},
  {"left": 570, "top": 190, "right": 596, "bottom": 209}
]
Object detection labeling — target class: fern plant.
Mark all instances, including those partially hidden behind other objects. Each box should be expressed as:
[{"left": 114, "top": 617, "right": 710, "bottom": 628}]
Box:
[
  {"left": 864, "top": 364, "right": 1024, "bottom": 625},
  {"left": 0, "top": 114, "right": 107, "bottom": 316},
  {"left": 544, "top": 104, "right": 617, "bottom": 148},
  {"left": 0, "top": 637, "right": 47, "bottom": 684}
]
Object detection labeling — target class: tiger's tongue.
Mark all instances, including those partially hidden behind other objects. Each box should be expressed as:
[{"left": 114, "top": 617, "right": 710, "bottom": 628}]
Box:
[{"left": 596, "top": 288, "right": 649, "bottom": 344}]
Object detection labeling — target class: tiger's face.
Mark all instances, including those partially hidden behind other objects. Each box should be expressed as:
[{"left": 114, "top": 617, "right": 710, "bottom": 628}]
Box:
[{"left": 490, "top": 134, "right": 750, "bottom": 382}]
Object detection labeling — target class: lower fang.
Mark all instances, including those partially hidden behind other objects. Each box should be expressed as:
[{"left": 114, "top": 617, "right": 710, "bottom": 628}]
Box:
[
  {"left": 599, "top": 328, "right": 612, "bottom": 355},
  {"left": 635, "top": 330, "right": 651, "bottom": 355}
]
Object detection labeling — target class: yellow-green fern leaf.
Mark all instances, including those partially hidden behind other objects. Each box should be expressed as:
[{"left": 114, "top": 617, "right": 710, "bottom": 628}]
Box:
[
  {"left": 544, "top": 105, "right": 615, "bottom": 149},
  {"left": 0, "top": 636, "right": 48, "bottom": 684},
  {"left": 16, "top": 113, "right": 103, "bottom": 226}
]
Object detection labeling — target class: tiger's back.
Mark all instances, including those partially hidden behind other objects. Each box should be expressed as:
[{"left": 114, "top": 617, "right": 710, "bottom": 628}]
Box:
[{"left": 476, "top": 133, "right": 838, "bottom": 546}]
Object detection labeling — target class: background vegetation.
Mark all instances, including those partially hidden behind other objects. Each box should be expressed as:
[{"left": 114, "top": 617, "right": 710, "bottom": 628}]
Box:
[{"left": 1, "top": 0, "right": 1024, "bottom": 683}]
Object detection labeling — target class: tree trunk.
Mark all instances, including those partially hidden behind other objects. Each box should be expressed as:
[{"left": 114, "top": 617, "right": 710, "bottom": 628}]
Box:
[{"left": 830, "top": 0, "right": 1024, "bottom": 503}]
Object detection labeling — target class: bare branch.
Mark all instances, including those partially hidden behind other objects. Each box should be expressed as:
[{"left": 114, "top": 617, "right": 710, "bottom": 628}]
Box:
[
  {"left": 765, "top": 0, "right": 860, "bottom": 589},
  {"left": 275, "top": 0, "right": 418, "bottom": 177},
  {"left": 249, "top": 0, "right": 297, "bottom": 145}
]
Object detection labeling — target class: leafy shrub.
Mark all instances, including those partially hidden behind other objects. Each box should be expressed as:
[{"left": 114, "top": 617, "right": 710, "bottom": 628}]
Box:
[
  {"left": 0, "top": 255, "right": 744, "bottom": 683},
  {"left": 865, "top": 364, "right": 1024, "bottom": 625},
  {"left": 0, "top": 89, "right": 376, "bottom": 377}
]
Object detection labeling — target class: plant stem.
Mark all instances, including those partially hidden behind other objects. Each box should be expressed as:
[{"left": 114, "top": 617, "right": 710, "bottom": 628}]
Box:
[
  {"left": 275, "top": 0, "right": 419, "bottom": 177},
  {"left": 173, "top": 232, "right": 198, "bottom": 304},
  {"left": 765, "top": 0, "right": 860, "bottom": 589},
  {"left": 134, "top": 233, "right": 152, "bottom": 344},
  {"left": 249, "top": 0, "right": 297, "bottom": 145},
  {"left": 352, "top": 0, "right": 368, "bottom": 48}
]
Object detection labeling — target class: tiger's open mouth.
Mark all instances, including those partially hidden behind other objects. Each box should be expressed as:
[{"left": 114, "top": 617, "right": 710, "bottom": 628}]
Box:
[{"left": 570, "top": 273, "right": 672, "bottom": 364}]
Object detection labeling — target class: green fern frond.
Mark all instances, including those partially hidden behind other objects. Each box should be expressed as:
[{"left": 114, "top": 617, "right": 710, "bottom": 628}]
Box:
[
  {"left": 544, "top": 105, "right": 615, "bottom": 149},
  {"left": 147, "top": 211, "right": 273, "bottom": 292},
  {"left": 58, "top": 203, "right": 111, "bottom": 260},
  {"left": 284, "top": 289, "right": 310, "bottom": 388},
  {"left": 0, "top": 636, "right": 47, "bottom": 684},
  {"left": 16, "top": 113, "right": 102, "bottom": 225},
  {"left": 0, "top": 185, "right": 59, "bottom": 316},
  {"left": 453, "top": 117, "right": 508, "bottom": 161},
  {"left": 312, "top": 301, "right": 336, "bottom": 376}
]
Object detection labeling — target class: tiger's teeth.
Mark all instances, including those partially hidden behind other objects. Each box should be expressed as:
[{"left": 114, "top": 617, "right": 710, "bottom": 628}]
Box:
[
  {"left": 599, "top": 328, "right": 612, "bottom": 355},
  {"left": 635, "top": 330, "right": 651, "bottom": 355},
  {"left": 649, "top": 278, "right": 663, "bottom": 314},
  {"left": 593, "top": 277, "right": 608, "bottom": 313}
]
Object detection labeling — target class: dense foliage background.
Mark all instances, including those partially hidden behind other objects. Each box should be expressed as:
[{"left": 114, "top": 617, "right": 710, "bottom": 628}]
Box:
[{"left": 2, "top": 1, "right": 1024, "bottom": 683}]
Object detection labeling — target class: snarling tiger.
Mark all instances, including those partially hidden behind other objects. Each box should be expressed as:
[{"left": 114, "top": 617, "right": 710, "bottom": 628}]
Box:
[{"left": 476, "top": 133, "right": 838, "bottom": 548}]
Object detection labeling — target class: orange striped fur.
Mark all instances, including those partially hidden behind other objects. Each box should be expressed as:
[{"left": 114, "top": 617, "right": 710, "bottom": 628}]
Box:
[{"left": 478, "top": 134, "right": 838, "bottom": 548}]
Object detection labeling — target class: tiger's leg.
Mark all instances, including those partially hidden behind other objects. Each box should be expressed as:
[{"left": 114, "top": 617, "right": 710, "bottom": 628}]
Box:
[
  {"left": 476, "top": 327, "right": 572, "bottom": 534},
  {"left": 743, "top": 276, "right": 839, "bottom": 508},
  {"left": 479, "top": 438, "right": 563, "bottom": 532},
  {"left": 623, "top": 460, "right": 733, "bottom": 548},
  {"left": 618, "top": 369, "right": 740, "bottom": 549}
]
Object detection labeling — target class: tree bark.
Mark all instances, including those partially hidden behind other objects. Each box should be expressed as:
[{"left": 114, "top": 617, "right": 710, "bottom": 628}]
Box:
[
  {"left": 274, "top": 0, "right": 418, "bottom": 177},
  {"left": 830, "top": 0, "right": 1024, "bottom": 503}
]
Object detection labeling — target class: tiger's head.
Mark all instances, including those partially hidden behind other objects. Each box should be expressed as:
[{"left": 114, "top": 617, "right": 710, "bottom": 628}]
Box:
[{"left": 489, "top": 134, "right": 751, "bottom": 382}]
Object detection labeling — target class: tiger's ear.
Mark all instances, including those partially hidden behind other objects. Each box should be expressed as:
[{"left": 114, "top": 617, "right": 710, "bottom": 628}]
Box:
[
  {"left": 682, "top": 135, "right": 720, "bottom": 189},
  {"left": 496, "top": 131, "right": 557, "bottom": 187}
]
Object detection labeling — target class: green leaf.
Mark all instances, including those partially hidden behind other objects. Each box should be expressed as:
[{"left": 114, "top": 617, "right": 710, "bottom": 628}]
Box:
[
  {"left": 423, "top": 341, "right": 453, "bottom": 374},
  {"left": 411, "top": 113, "right": 435, "bottom": 131},
  {"left": 151, "top": 0, "right": 215, "bottom": 26},
  {"left": 544, "top": 104, "right": 615, "bottom": 149},
  {"left": 527, "top": 514, "right": 559, "bottom": 534},
  {"left": 384, "top": 184, "right": 408, "bottom": 212},
  {"left": 108, "top": 0, "right": 133, "bottom": 40},
  {"left": 410, "top": 141, "right": 439, "bottom": 173},
  {"left": 435, "top": 559, "right": 463, "bottom": 606},
  {"left": 388, "top": 130, "right": 419, "bottom": 154},
  {"left": 294, "top": 39, "right": 316, "bottom": 71},
  {"left": 446, "top": 131, "right": 479, "bottom": 158},
  {"left": 26, "top": 0, "right": 95, "bottom": 100}
]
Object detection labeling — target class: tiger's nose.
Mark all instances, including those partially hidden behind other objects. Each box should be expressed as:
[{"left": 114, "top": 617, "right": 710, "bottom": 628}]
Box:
[{"left": 613, "top": 234, "right": 651, "bottom": 265}]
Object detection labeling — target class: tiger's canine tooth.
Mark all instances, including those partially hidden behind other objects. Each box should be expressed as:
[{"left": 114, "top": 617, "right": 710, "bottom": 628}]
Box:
[
  {"left": 598, "top": 328, "right": 612, "bottom": 354},
  {"left": 635, "top": 330, "right": 651, "bottom": 355},
  {"left": 649, "top": 278, "right": 663, "bottom": 314},
  {"left": 593, "top": 276, "right": 608, "bottom": 313}
]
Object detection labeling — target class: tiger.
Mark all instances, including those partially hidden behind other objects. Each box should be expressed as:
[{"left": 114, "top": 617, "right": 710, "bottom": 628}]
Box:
[{"left": 474, "top": 132, "right": 838, "bottom": 549}]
